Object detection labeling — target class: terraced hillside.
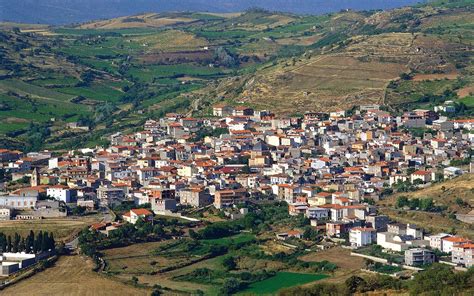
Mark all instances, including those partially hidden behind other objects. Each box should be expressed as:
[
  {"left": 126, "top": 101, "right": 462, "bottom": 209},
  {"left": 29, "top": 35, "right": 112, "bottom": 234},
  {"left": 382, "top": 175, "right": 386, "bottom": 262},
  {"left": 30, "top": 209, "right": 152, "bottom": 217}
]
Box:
[{"left": 0, "top": 1, "right": 472, "bottom": 150}]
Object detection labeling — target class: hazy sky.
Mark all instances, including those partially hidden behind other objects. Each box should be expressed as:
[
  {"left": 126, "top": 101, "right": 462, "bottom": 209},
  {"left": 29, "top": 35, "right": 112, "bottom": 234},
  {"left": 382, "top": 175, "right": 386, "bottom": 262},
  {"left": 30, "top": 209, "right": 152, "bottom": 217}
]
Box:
[{"left": 0, "top": 0, "right": 425, "bottom": 25}]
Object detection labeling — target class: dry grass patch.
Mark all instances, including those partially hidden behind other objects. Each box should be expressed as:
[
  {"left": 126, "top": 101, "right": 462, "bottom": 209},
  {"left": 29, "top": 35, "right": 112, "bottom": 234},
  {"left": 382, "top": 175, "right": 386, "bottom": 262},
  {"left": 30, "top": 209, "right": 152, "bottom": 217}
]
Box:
[
  {"left": 412, "top": 72, "right": 458, "bottom": 81},
  {"left": 80, "top": 13, "right": 196, "bottom": 29},
  {"left": 0, "top": 215, "right": 101, "bottom": 242},
  {"left": 133, "top": 30, "right": 208, "bottom": 52},
  {"left": 1, "top": 255, "right": 147, "bottom": 296},
  {"left": 300, "top": 246, "right": 366, "bottom": 284},
  {"left": 457, "top": 85, "right": 474, "bottom": 98}
]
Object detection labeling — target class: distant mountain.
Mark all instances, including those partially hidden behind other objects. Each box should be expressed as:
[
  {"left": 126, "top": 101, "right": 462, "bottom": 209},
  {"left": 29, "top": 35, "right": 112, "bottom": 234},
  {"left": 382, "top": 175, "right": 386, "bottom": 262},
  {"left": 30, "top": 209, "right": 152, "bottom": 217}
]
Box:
[{"left": 0, "top": 0, "right": 424, "bottom": 25}]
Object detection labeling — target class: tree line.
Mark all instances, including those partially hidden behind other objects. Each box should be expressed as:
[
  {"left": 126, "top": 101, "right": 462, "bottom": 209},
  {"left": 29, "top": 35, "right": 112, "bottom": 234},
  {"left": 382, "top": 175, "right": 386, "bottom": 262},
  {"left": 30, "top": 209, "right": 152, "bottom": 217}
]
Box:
[{"left": 0, "top": 230, "right": 55, "bottom": 253}]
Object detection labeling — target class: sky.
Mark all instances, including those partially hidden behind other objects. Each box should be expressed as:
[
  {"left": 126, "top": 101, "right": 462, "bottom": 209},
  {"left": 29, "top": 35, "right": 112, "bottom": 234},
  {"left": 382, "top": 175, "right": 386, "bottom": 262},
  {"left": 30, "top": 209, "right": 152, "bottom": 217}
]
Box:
[{"left": 0, "top": 0, "right": 425, "bottom": 25}]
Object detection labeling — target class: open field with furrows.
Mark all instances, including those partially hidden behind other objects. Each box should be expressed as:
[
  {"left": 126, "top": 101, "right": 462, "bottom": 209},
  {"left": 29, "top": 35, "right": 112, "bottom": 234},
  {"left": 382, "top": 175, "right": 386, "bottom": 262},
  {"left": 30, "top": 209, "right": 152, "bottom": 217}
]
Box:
[
  {"left": 132, "top": 30, "right": 208, "bottom": 52},
  {"left": 300, "top": 247, "right": 365, "bottom": 284},
  {"left": 0, "top": 216, "right": 101, "bottom": 242},
  {"left": 239, "top": 53, "right": 406, "bottom": 114},
  {"left": 0, "top": 255, "right": 148, "bottom": 296},
  {"left": 79, "top": 13, "right": 197, "bottom": 29},
  {"left": 103, "top": 241, "right": 189, "bottom": 275},
  {"left": 102, "top": 239, "right": 228, "bottom": 294}
]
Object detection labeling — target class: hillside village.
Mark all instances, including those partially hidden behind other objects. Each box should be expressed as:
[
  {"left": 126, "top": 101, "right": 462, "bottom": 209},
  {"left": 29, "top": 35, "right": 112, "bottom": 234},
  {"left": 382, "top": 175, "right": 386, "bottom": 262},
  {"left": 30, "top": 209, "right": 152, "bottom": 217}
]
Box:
[{"left": 0, "top": 101, "right": 473, "bottom": 288}]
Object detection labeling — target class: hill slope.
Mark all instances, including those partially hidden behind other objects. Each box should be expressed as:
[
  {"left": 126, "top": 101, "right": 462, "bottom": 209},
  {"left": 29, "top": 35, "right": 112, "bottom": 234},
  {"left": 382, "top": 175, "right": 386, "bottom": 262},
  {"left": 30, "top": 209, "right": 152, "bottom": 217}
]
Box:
[
  {"left": 203, "top": 4, "right": 472, "bottom": 114},
  {"left": 0, "top": 1, "right": 472, "bottom": 150}
]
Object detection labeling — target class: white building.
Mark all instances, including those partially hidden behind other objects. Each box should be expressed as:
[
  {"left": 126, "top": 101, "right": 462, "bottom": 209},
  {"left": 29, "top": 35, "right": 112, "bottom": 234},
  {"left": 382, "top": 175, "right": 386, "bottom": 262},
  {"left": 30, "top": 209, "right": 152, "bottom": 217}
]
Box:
[
  {"left": 0, "top": 195, "right": 37, "bottom": 209},
  {"left": 349, "top": 227, "right": 375, "bottom": 247},
  {"left": 452, "top": 243, "right": 474, "bottom": 268},
  {"left": 0, "top": 208, "right": 12, "bottom": 220},
  {"left": 306, "top": 207, "right": 329, "bottom": 220},
  {"left": 46, "top": 185, "right": 74, "bottom": 203},
  {"left": 428, "top": 233, "right": 452, "bottom": 251},
  {"left": 122, "top": 208, "right": 153, "bottom": 224},
  {"left": 441, "top": 236, "right": 471, "bottom": 253}
]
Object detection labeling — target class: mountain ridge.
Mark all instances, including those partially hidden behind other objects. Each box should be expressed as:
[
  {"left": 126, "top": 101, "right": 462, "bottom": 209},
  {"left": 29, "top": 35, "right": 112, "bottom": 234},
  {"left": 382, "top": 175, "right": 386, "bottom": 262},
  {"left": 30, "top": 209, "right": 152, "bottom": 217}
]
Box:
[{"left": 1, "top": 0, "right": 424, "bottom": 25}]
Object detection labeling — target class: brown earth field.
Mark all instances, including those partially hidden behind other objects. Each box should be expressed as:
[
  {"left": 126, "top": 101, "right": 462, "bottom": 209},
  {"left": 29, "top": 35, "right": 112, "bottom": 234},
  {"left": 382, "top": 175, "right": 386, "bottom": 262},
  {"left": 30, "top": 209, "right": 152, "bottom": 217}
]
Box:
[
  {"left": 1, "top": 255, "right": 148, "bottom": 296},
  {"left": 457, "top": 86, "right": 474, "bottom": 98},
  {"left": 412, "top": 72, "right": 459, "bottom": 81},
  {"left": 139, "top": 51, "right": 213, "bottom": 64},
  {"left": 79, "top": 13, "right": 196, "bottom": 29},
  {"left": 299, "top": 246, "right": 365, "bottom": 284}
]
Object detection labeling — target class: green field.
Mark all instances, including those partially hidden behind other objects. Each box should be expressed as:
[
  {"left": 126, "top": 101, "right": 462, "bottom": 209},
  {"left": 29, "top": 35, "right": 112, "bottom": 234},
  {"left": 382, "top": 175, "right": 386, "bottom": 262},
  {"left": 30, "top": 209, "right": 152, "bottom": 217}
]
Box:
[
  {"left": 128, "top": 64, "right": 226, "bottom": 82},
  {"left": 459, "top": 96, "right": 474, "bottom": 107},
  {"left": 242, "top": 272, "right": 329, "bottom": 294},
  {"left": 200, "top": 233, "right": 255, "bottom": 246},
  {"left": 57, "top": 83, "right": 124, "bottom": 102}
]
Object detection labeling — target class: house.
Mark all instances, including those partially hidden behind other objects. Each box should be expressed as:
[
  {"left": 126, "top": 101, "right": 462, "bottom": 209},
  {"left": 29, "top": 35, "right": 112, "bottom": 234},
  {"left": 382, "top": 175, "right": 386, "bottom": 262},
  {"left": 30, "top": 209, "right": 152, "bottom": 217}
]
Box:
[
  {"left": 326, "top": 221, "right": 350, "bottom": 237},
  {"left": 288, "top": 202, "right": 308, "bottom": 216},
  {"left": 214, "top": 189, "right": 247, "bottom": 209},
  {"left": 365, "top": 215, "right": 389, "bottom": 231},
  {"left": 306, "top": 207, "right": 329, "bottom": 220},
  {"left": 377, "top": 223, "right": 428, "bottom": 252},
  {"left": 179, "top": 187, "right": 212, "bottom": 207},
  {"left": 0, "top": 208, "right": 12, "bottom": 220},
  {"left": 405, "top": 248, "right": 435, "bottom": 266},
  {"left": 276, "top": 230, "right": 302, "bottom": 240},
  {"left": 151, "top": 198, "right": 177, "bottom": 213},
  {"left": 452, "top": 243, "right": 474, "bottom": 268},
  {"left": 122, "top": 208, "right": 153, "bottom": 224},
  {"left": 233, "top": 106, "right": 254, "bottom": 116},
  {"left": 441, "top": 236, "right": 471, "bottom": 253},
  {"left": 212, "top": 104, "right": 233, "bottom": 117},
  {"left": 46, "top": 185, "right": 75, "bottom": 203},
  {"left": 0, "top": 194, "right": 37, "bottom": 209},
  {"left": 411, "top": 170, "right": 432, "bottom": 184},
  {"left": 443, "top": 167, "right": 462, "bottom": 179},
  {"left": 97, "top": 187, "right": 125, "bottom": 207},
  {"left": 349, "top": 227, "right": 375, "bottom": 247},
  {"left": 428, "top": 233, "right": 452, "bottom": 251}
]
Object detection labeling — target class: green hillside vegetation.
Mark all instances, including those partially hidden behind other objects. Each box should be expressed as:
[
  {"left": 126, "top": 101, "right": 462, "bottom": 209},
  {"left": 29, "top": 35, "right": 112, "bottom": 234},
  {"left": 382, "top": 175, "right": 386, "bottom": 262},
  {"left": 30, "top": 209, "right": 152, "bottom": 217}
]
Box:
[{"left": 0, "top": 0, "right": 472, "bottom": 150}]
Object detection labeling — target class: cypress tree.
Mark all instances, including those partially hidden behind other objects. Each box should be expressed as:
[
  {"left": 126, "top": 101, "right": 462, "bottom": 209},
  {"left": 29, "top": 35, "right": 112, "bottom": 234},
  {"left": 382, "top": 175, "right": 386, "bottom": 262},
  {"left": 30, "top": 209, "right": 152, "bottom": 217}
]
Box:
[
  {"left": 49, "top": 233, "right": 55, "bottom": 250},
  {"left": 13, "top": 233, "right": 20, "bottom": 252},
  {"left": 7, "top": 235, "right": 12, "bottom": 252},
  {"left": 0, "top": 233, "right": 6, "bottom": 252},
  {"left": 41, "top": 231, "right": 49, "bottom": 251},
  {"left": 26, "top": 231, "right": 34, "bottom": 253},
  {"left": 34, "top": 231, "right": 43, "bottom": 253},
  {"left": 19, "top": 237, "right": 26, "bottom": 252}
]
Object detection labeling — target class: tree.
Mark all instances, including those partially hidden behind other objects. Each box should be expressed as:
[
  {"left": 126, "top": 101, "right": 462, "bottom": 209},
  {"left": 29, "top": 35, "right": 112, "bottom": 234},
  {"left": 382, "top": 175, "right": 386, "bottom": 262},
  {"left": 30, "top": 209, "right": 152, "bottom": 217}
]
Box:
[
  {"left": 7, "top": 235, "right": 12, "bottom": 252},
  {"left": 395, "top": 196, "right": 408, "bottom": 208},
  {"left": 131, "top": 276, "right": 139, "bottom": 286},
  {"left": 26, "top": 230, "right": 35, "bottom": 253},
  {"left": 34, "top": 231, "right": 43, "bottom": 253},
  {"left": 222, "top": 256, "right": 237, "bottom": 271},
  {"left": 220, "top": 278, "right": 241, "bottom": 295},
  {"left": 345, "top": 276, "right": 366, "bottom": 293},
  {"left": 41, "top": 231, "right": 50, "bottom": 251},
  {"left": 189, "top": 229, "right": 200, "bottom": 240}
]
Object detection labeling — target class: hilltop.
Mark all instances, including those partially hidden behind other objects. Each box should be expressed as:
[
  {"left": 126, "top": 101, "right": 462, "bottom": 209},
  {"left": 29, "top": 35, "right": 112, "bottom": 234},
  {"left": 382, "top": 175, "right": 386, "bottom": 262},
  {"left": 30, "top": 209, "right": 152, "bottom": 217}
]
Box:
[
  {"left": 0, "top": 0, "right": 423, "bottom": 25},
  {"left": 201, "top": 2, "right": 473, "bottom": 114},
  {"left": 0, "top": 1, "right": 473, "bottom": 150}
]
